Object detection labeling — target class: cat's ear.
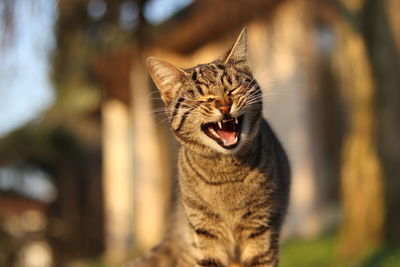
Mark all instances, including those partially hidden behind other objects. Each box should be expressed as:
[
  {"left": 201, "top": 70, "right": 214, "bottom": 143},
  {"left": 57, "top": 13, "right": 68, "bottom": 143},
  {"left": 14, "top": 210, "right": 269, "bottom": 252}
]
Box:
[
  {"left": 223, "top": 27, "right": 248, "bottom": 66},
  {"left": 146, "top": 57, "right": 187, "bottom": 104}
]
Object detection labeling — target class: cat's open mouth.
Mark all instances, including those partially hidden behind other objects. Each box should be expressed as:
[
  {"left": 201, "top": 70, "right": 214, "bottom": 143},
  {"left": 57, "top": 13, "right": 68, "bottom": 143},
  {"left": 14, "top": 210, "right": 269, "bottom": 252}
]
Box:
[{"left": 201, "top": 116, "right": 243, "bottom": 149}]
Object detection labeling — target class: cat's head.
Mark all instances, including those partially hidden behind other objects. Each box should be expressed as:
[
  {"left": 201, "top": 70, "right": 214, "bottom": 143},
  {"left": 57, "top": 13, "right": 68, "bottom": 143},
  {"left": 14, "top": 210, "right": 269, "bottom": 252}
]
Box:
[{"left": 147, "top": 28, "right": 262, "bottom": 155}]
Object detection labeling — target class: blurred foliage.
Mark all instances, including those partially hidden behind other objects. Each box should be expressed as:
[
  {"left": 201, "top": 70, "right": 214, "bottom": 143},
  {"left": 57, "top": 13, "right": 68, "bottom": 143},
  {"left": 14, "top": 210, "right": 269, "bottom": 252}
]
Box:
[
  {"left": 0, "top": 124, "right": 82, "bottom": 168},
  {"left": 361, "top": 246, "right": 400, "bottom": 267},
  {"left": 281, "top": 233, "right": 400, "bottom": 267}
]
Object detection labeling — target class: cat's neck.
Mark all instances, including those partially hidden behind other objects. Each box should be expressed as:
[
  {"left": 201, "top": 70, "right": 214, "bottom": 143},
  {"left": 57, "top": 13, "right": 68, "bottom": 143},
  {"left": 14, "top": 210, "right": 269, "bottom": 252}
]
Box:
[{"left": 180, "top": 129, "right": 265, "bottom": 184}]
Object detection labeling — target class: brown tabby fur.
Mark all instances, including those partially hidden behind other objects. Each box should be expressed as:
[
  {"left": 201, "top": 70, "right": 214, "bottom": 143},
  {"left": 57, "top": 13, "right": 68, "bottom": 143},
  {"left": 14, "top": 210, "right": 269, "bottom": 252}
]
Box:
[{"left": 126, "top": 28, "right": 290, "bottom": 267}]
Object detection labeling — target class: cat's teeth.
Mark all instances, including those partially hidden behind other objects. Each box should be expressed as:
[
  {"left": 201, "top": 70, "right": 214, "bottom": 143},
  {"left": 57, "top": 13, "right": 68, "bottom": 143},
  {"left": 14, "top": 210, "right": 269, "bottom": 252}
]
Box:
[
  {"left": 218, "top": 121, "right": 222, "bottom": 129},
  {"left": 234, "top": 118, "right": 238, "bottom": 124},
  {"left": 210, "top": 127, "right": 218, "bottom": 137}
]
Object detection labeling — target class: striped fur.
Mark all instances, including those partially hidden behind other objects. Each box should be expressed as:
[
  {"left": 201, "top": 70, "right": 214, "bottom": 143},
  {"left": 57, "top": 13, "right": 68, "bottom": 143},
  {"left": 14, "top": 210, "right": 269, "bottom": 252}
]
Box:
[{"left": 127, "top": 28, "right": 290, "bottom": 267}]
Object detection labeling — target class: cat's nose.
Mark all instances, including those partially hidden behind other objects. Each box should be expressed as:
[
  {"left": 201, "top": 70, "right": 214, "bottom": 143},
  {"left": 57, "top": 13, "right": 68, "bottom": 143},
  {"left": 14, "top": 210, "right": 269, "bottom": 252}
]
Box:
[{"left": 215, "top": 99, "right": 232, "bottom": 115}]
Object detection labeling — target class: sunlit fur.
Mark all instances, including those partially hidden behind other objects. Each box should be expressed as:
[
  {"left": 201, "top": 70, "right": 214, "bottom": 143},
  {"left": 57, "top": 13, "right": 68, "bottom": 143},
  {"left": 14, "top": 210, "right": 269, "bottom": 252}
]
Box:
[{"left": 127, "top": 28, "right": 290, "bottom": 267}]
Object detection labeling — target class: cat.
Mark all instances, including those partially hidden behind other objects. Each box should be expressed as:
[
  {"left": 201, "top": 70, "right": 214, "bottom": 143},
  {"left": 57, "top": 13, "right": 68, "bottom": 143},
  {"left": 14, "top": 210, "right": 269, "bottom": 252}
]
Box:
[{"left": 127, "top": 27, "right": 290, "bottom": 267}]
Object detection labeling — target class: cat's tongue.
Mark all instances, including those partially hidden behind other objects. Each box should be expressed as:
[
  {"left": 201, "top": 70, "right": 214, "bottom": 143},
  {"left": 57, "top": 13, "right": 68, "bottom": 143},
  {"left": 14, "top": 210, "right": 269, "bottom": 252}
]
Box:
[
  {"left": 204, "top": 118, "right": 240, "bottom": 148},
  {"left": 216, "top": 129, "right": 237, "bottom": 146}
]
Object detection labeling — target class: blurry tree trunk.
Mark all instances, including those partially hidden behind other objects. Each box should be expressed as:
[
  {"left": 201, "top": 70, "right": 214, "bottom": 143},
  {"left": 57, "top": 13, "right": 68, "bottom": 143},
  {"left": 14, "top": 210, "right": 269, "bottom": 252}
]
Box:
[
  {"left": 363, "top": 0, "right": 400, "bottom": 243},
  {"left": 251, "top": 0, "right": 327, "bottom": 239},
  {"left": 102, "top": 99, "right": 134, "bottom": 262},
  {"left": 131, "top": 51, "right": 171, "bottom": 252},
  {"left": 334, "top": 0, "right": 385, "bottom": 259}
]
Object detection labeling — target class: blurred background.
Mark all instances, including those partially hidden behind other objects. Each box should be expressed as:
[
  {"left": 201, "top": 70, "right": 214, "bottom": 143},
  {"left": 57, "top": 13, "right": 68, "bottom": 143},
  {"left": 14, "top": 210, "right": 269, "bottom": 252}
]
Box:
[{"left": 0, "top": 0, "right": 399, "bottom": 266}]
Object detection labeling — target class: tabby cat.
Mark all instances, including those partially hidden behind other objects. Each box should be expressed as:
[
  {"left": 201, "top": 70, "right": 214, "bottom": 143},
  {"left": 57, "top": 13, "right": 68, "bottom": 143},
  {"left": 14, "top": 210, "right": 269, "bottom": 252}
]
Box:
[{"left": 127, "top": 28, "right": 290, "bottom": 267}]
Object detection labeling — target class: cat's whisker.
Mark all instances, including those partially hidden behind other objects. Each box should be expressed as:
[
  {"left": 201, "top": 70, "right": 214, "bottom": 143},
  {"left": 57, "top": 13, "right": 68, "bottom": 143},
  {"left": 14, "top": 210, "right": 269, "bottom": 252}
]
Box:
[
  {"left": 149, "top": 110, "right": 168, "bottom": 117},
  {"left": 263, "top": 85, "right": 291, "bottom": 92},
  {"left": 244, "top": 102, "right": 262, "bottom": 107},
  {"left": 146, "top": 109, "right": 170, "bottom": 116},
  {"left": 153, "top": 112, "right": 171, "bottom": 120},
  {"left": 146, "top": 90, "right": 162, "bottom": 98},
  {"left": 246, "top": 100, "right": 263, "bottom": 106},
  {"left": 243, "top": 81, "right": 258, "bottom": 93},
  {"left": 145, "top": 97, "right": 165, "bottom": 101},
  {"left": 244, "top": 96, "right": 264, "bottom": 103},
  {"left": 247, "top": 93, "right": 263, "bottom": 98},
  {"left": 245, "top": 95, "right": 264, "bottom": 103},
  {"left": 259, "top": 79, "right": 284, "bottom": 87},
  {"left": 149, "top": 107, "right": 168, "bottom": 112},
  {"left": 263, "top": 93, "right": 291, "bottom": 98},
  {"left": 151, "top": 114, "right": 171, "bottom": 125}
]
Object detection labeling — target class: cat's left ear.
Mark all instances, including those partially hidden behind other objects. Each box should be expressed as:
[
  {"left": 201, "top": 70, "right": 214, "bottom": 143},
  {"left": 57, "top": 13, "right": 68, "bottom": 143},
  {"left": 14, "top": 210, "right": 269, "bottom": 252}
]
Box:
[{"left": 223, "top": 27, "right": 248, "bottom": 66}]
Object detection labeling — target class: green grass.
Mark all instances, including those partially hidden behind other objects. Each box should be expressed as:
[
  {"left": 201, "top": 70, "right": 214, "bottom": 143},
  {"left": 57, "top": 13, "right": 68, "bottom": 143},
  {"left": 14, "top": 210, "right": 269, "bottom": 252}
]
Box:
[
  {"left": 280, "top": 235, "right": 338, "bottom": 267},
  {"left": 361, "top": 245, "right": 400, "bottom": 267},
  {"left": 280, "top": 234, "right": 400, "bottom": 267}
]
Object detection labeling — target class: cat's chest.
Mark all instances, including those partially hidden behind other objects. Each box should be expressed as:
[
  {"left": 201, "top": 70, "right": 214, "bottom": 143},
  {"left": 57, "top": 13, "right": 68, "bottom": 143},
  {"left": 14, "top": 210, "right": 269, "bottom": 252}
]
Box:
[
  {"left": 199, "top": 180, "right": 270, "bottom": 238},
  {"left": 180, "top": 160, "right": 267, "bottom": 210},
  {"left": 201, "top": 182, "right": 249, "bottom": 206},
  {"left": 197, "top": 172, "right": 266, "bottom": 213}
]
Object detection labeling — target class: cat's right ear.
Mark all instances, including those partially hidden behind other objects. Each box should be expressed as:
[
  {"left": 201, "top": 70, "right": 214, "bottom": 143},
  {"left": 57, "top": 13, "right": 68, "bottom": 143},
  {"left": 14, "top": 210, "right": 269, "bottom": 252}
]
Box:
[{"left": 146, "top": 57, "right": 186, "bottom": 105}]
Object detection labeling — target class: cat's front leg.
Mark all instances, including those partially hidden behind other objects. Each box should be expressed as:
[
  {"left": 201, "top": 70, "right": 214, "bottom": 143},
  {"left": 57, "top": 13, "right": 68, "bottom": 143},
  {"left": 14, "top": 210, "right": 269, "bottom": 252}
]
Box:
[
  {"left": 190, "top": 229, "right": 231, "bottom": 267},
  {"left": 181, "top": 196, "right": 232, "bottom": 266},
  {"left": 239, "top": 227, "right": 280, "bottom": 267}
]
